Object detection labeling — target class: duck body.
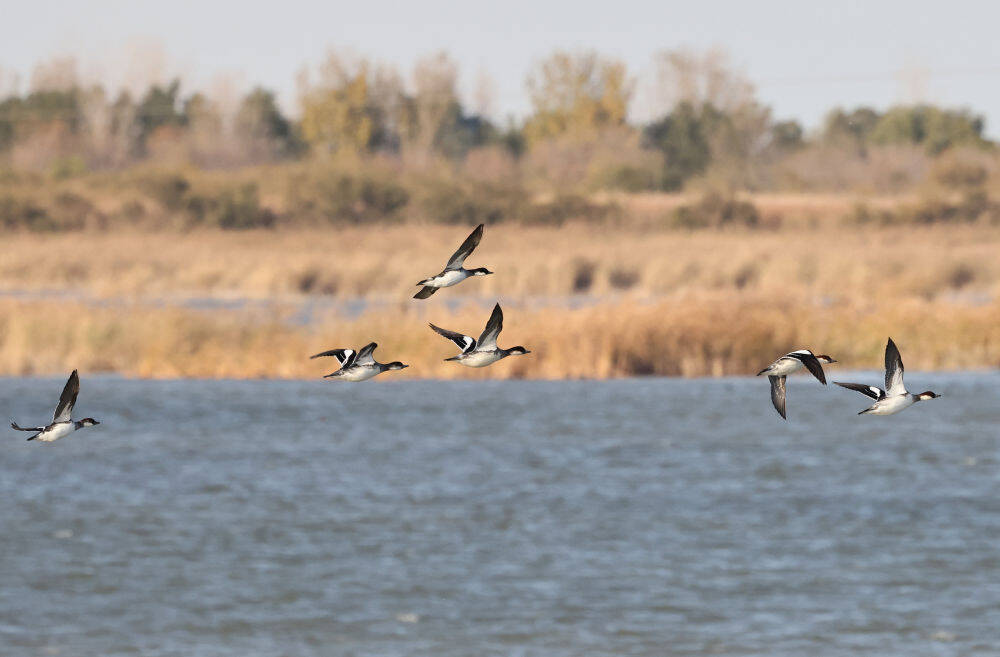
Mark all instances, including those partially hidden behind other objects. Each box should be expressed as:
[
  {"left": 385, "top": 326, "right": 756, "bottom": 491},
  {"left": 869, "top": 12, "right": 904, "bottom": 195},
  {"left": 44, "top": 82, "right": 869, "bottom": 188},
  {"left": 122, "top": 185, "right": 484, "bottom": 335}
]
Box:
[
  {"left": 757, "top": 349, "right": 837, "bottom": 420},
  {"left": 430, "top": 303, "right": 531, "bottom": 369},
  {"left": 10, "top": 370, "right": 101, "bottom": 442},
  {"left": 311, "top": 342, "right": 408, "bottom": 382},
  {"left": 446, "top": 347, "right": 528, "bottom": 368},
  {"left": 413, "top": 224, "right": 492, "bottom": 299},
  {"left": 419, "top": 268, "right": 473, "bottom": 289},
  {"left": 25, "top": 420, "right": 89, "bottom": 443},
  {"left": 835, "top": 338, "right": 940, "bottom": 416}
]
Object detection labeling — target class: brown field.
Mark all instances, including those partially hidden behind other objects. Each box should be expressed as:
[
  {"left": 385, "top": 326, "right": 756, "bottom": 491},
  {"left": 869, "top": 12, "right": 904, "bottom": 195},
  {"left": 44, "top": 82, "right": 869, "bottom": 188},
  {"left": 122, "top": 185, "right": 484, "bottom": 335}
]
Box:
[{"left": 1, "top": 205, "right": 999, "bottom": 379}]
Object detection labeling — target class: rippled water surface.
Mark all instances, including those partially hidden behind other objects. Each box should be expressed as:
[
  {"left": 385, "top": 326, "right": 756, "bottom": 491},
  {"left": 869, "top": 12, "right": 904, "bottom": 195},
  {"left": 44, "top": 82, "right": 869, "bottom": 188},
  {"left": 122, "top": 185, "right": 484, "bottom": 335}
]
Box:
[{"left": 1, "top": 374, "right": 999, "bottom": 656}]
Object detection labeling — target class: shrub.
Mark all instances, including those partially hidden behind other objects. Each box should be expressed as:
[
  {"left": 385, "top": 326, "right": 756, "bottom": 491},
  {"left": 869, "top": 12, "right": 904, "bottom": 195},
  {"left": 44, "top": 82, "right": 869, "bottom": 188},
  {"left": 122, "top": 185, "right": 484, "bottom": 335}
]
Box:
[
  {"left": 671, "top": 193, "right": 759, "bottom": 229},
  {"left": 522, "top": 194, "right": 611, "bottom": 226},
  {"left": 296, "top": 172, "right": 410, "bottom": 223},
  {"left": 0, "top": 194, "right": 54, "bottom": 230},
  {"left": 186, "top": 183, "right": 275, "bottom": 230}
]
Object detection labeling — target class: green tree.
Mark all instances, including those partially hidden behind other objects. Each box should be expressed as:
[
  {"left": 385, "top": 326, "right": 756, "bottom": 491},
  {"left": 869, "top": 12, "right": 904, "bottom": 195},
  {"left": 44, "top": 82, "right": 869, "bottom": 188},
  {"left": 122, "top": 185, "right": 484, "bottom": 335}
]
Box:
[
  {"left": 234, "top": 87, "right": 295, "bottom": 157},
  {"left": 643, "top": 102, "right": 716, "bottom": 190},
  {"left": 136, "top": 80, "right": 184, "bottom": 140},
  {"left": 871, "top": 105, "right": 986, "bottom": 154}
]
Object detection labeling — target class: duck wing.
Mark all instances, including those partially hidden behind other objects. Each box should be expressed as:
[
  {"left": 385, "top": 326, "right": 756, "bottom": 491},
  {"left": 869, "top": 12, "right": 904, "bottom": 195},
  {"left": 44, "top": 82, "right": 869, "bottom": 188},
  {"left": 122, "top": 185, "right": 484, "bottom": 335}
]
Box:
[
  {"left": 429, "top": 323, "right": 476, "bottom": 354},
  {"left": 834, "top": 381, "right": 886, "bottom": 401},
  {"left": 52, "top": 370, "right": 80, "bottom": 423},
  {"left": 786, "top": 350, "right": 827, "bottom": 384},
  {"left": 884, "top": 337, "right": 906, "bottom": 396},
  {"left": 413, "top": 286, "right": 439, "bottom": 299},
  {"left": 476, "top": 303, "right": 503, "bottom": 350},
  {"left": 354, "top": 342, "right": 378, "bottom": 366},
  {"left": 445, "top": 224, "right": 484, "bottom": 269},
  {"left": 768, "top": 375, "right": 787, "bottom": 420},
  {"left": 11, "top": 421, "right": 44, "bottom": 432},
  {"left": 310, "top": 348, "right": 356, "bottom": 368}
]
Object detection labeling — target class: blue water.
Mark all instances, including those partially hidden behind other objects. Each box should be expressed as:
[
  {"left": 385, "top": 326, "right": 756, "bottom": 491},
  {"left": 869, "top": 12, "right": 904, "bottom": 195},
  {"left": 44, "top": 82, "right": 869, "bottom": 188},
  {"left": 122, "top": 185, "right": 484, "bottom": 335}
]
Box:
[{"left": 1, "top": 373, "right": 999, "bottom": 656}]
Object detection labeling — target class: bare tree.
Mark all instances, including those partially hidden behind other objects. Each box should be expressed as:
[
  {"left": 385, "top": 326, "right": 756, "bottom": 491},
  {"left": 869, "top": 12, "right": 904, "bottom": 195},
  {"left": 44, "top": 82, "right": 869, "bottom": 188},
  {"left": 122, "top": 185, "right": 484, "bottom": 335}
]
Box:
[
  {"left": 30, "top": 56, "right": 79, "bottom": 93},
  {"left": 651, "top": 47, "right": 755, "bottom": 115},
  {"left": 411, "top": 52, "right": 458, "bottom": 153}
]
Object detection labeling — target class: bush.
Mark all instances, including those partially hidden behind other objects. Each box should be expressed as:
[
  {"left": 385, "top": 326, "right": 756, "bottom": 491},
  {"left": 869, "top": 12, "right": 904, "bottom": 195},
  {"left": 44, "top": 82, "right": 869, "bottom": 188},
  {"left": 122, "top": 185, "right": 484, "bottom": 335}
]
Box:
[
  {"left": 0, "top": 194, "right": 54, "bottom": 230},
  {"left": 140, "top": 172, "right": 192, "bottom": 211},
  {"left": 419, "top": 182, "right": 517, "bottom": 225},
  {"left": 295, "top": 172, "right": 410, "bottom": 223},
  {"left": 186, "top": 183, "right": 275, "bottom": 230},
  {"left": 932, "top": 159, "right": 988, "bottom": 188},
  {"left": 522, "top": 194, "right": 612, "bottom": 226},
  {"left": 671, "top": 193, "right": 759, "bottom": 229},
  {"left": 850, "top": 192, "right": 1000, "bottom": 226}
]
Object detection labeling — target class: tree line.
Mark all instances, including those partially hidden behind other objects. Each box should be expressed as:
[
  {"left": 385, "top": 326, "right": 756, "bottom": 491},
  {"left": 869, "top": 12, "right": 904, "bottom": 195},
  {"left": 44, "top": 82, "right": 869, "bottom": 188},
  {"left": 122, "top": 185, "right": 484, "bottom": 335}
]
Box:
[{"left": 0, "top": 49, "right": 992, "bottom": 191}]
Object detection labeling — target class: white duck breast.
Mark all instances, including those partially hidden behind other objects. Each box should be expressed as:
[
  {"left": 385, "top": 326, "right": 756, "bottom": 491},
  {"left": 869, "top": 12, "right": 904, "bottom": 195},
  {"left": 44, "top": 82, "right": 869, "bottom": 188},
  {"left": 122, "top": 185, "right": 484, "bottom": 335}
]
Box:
[
  {"left": 426, "top": 269, "right": 469, "bottom": 288},
  {"left": 35, "top": 422, "right": 77, "bottom": 442},
  {"left": 336, "top": 366, "right": 383, "bottom": 382},
  {"left": 455, "top": 350, "right": 506, "bottom": 368}
]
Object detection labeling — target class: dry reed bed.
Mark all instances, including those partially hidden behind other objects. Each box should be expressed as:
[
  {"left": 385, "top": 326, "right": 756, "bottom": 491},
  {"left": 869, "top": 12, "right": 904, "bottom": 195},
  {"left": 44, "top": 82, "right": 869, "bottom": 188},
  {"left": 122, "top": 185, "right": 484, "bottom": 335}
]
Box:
[
  {"left": 1, "top": 294, "right": 998, "bottom": 380},
  {"left": 1, "top": 222, "right": 999, "bottom": 303}
]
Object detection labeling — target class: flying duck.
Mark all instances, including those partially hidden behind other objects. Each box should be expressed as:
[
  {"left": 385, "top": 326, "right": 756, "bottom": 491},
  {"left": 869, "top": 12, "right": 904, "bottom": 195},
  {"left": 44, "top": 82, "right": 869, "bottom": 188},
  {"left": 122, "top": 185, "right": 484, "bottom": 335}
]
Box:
[
  {"left": 413, "top": 223, "right": 492, "bottom": 299},
  {"left": 429, "top": 303, "right": 530, "bottom": 367},
  {"left": 11, "top": 370, "right": 100, "bottom": 442},
  {"left": 835, "top": 337, "right": 940, "bottom": 415},
  {"left": 757, "top": 349, "right": 837, "bottom": 420},
  {"left": 311, "top": 342, "right": 408, "bottom": 381}
]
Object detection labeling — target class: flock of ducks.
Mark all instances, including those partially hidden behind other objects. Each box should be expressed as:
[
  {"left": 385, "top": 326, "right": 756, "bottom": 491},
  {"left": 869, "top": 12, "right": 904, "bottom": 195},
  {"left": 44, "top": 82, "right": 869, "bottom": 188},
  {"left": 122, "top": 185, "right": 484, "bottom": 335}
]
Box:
[
  {"left": 10, "top": 224, "right": 940, "bottom": 441},
  {"left": 758, "top": 339, "right": 939, "bottom": 420}
]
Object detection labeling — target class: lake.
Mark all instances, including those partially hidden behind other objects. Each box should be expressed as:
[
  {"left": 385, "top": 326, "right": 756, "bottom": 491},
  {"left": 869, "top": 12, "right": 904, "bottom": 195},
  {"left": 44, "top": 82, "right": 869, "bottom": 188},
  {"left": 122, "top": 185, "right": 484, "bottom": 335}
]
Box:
[{"left": 1, "top": 374, "right": 998, "bottom": 656}]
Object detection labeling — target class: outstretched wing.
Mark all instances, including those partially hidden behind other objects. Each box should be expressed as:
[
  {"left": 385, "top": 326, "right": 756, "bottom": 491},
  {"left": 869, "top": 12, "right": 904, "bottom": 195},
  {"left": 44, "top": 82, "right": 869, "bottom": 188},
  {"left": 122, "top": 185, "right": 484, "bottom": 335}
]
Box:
[
  {"left": 11, "top": 421, "right": 44, "bottom": 432},
  {"left": 52, "top": 370, "right": 80, "bottom": 423},
  {"left": 354, "top": 342, "right": 378, "bottom": 365},
  {"left": 884, "top": 337, "right": 906, "bottom": 396},
  {"left": 429, "top": 323, "right": 476, "bottom": 354},
  {"left": 786, "top": 350, "right": 827, "bottom": 384},
  {"left": 477, "top": 303, "right": 504, "bottom": 350},
  {"left": 445, "top": 224, "right": 484, "bottom": 269},
  {"left": 310, "top": 348, "right": 356, "bottom": 368},
  {"left": 413, "top": 286, "right": 439, "bottom": 300},
  {"left": 834, "top": 381, "right": 885, "bottom": 401},
  {"left": 768, "top": 375, "right": 787, "bottom": 420}
]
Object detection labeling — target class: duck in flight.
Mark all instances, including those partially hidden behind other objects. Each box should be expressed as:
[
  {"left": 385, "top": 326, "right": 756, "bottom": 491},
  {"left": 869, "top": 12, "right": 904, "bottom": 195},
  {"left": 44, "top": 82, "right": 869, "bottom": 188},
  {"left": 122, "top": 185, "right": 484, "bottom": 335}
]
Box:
[
  {"left": 311, "top": 342, "right": 408, "bottom": 381},
  {"left": 757, "top": 349, "right": 837, "bottom": 419},
  {"left": 430, "top": 303, "right": 530, "bottom": 367},
  {"left": 835, "top": 337, "right": 939, "bottom": 415},
  {"left": 413, "top": 223, "right": 492, "bottom": 299},
  {"left": 11, "top": 370, "right": 100, "bottom": 442}
]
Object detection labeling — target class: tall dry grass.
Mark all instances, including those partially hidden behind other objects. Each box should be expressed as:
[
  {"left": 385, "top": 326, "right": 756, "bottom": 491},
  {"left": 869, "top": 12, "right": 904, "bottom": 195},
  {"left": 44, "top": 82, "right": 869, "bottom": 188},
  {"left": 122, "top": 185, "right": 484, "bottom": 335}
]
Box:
[
  {"left": 1, "top": 294, "right": 999, "bottom": 380},
  {"left": 2, "top": 221, "right": 1000, "bottom": 304}
]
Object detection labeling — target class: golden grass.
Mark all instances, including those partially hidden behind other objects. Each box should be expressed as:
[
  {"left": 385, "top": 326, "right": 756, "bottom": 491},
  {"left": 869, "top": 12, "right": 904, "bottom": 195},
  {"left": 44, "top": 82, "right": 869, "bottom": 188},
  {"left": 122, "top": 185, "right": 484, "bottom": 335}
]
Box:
[
  {"left": 1, "top": 221, "right": 1000, "bottom": 304},
  {"left": 1, "top": 293, "right": 999, "bottom": 380}
]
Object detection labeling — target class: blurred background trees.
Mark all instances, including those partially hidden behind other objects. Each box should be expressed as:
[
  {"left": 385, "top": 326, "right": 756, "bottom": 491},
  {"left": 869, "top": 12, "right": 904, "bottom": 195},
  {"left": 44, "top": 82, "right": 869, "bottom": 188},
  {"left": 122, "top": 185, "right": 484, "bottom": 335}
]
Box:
[{"left": 0, "top": 47, "right": 995, "bottom": 197}]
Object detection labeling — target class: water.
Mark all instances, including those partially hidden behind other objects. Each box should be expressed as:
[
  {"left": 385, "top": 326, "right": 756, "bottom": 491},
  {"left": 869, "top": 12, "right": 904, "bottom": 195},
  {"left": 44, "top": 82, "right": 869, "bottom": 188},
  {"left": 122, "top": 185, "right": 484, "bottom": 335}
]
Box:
[{"left": 1, "top": 373, "right": 999, "bottom": 656}]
